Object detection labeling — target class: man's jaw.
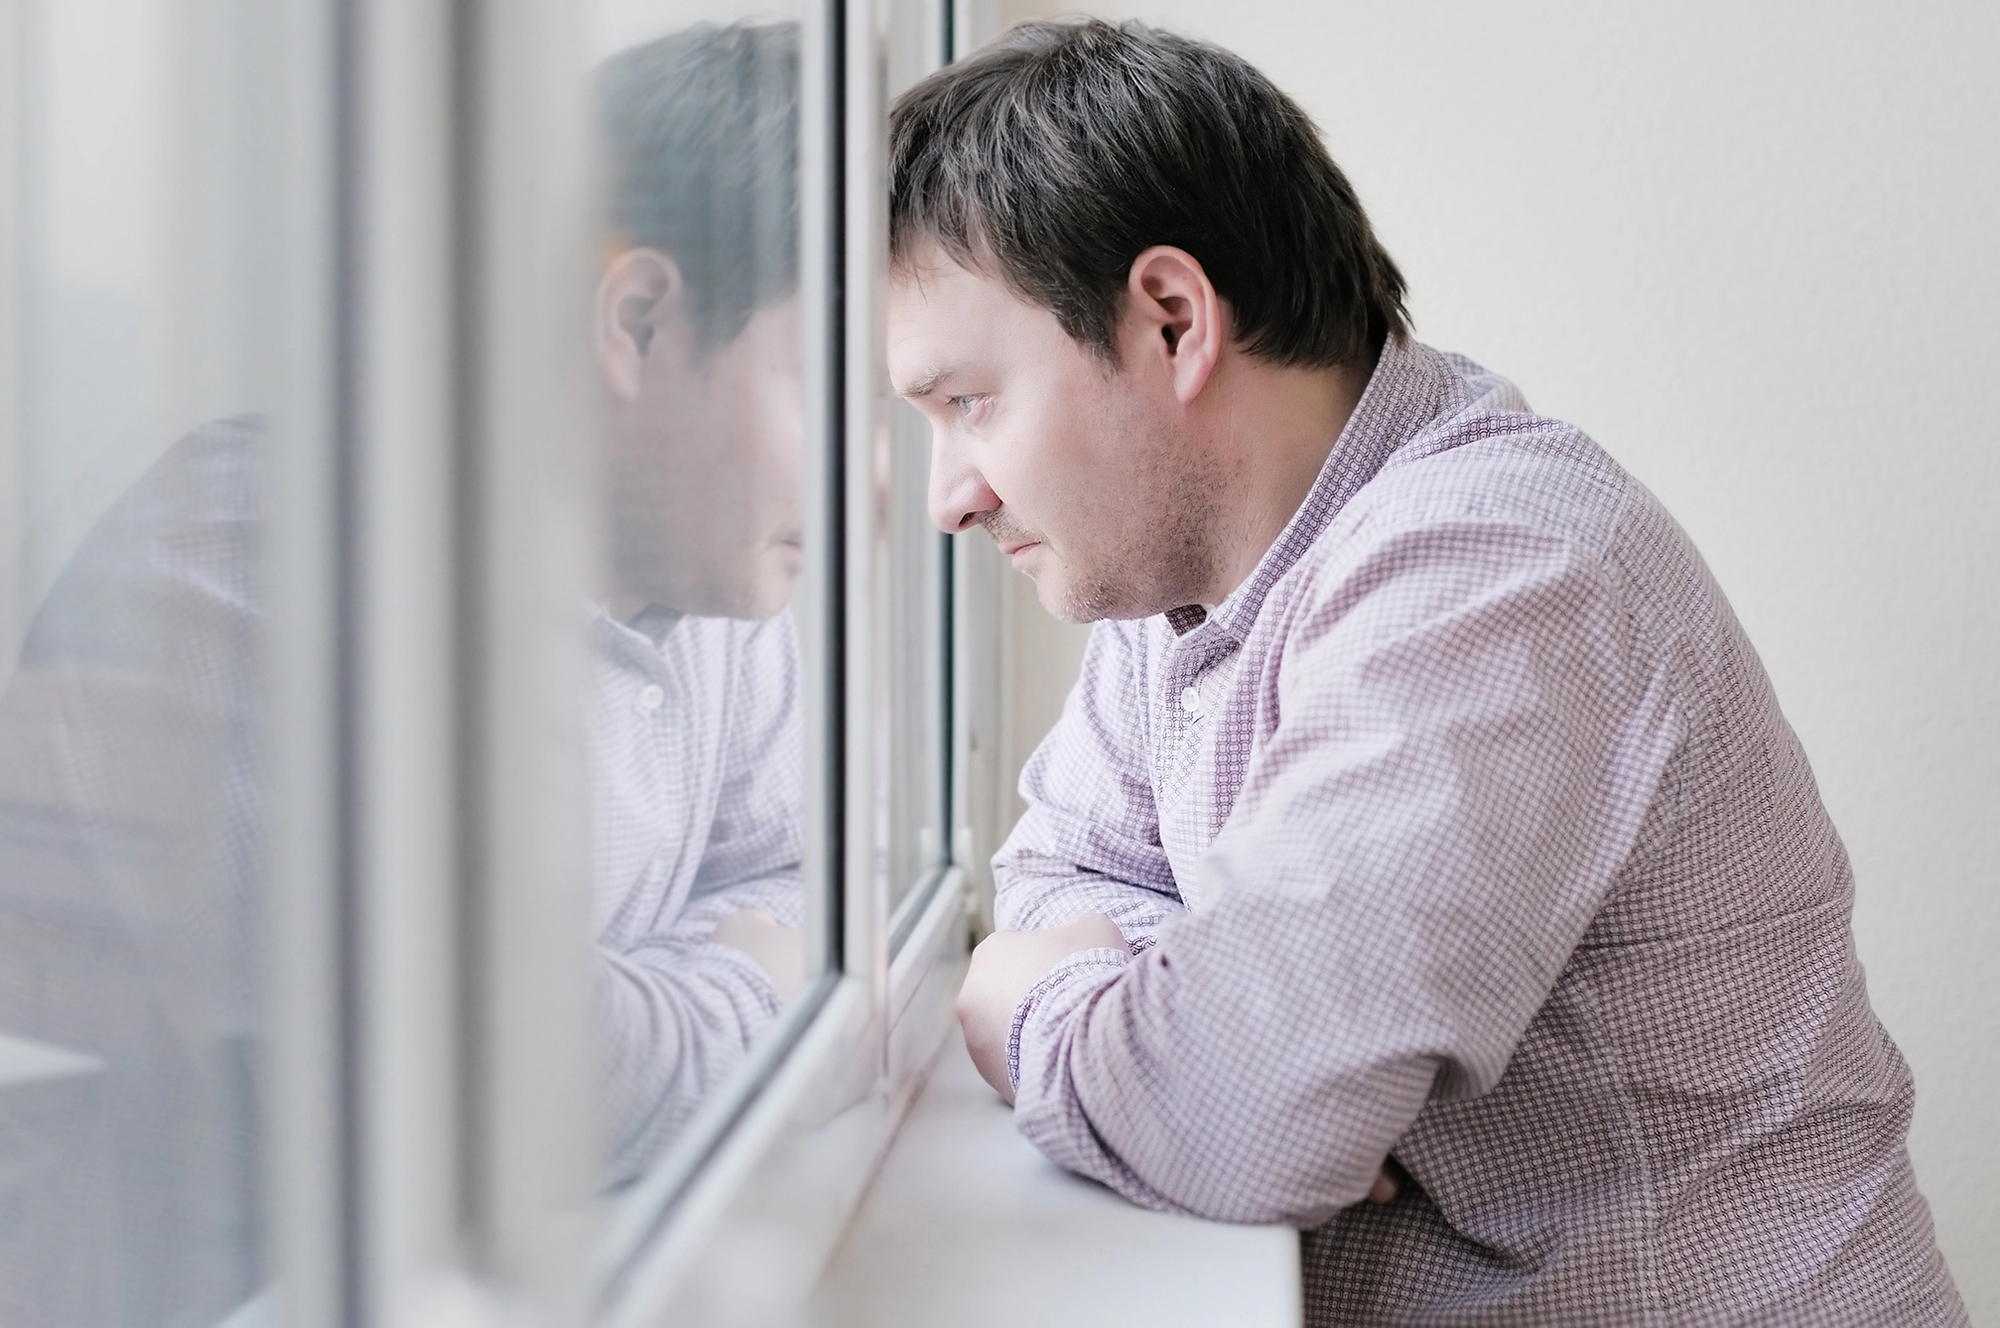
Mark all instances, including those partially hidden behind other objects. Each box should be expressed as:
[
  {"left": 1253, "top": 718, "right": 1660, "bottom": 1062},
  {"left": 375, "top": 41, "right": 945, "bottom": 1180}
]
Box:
[{"left": 984, "top": 515, "right": 1127, "bottom": 623}]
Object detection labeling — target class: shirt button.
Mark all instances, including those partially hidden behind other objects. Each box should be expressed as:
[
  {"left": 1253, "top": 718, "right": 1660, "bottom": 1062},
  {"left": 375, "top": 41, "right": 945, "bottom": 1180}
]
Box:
[
  {"left": 1180, "top": 684, "right": 1202, "bottom": 716},
  {"left": 636, "top": 683, "right": 665, "bottom": 715}
]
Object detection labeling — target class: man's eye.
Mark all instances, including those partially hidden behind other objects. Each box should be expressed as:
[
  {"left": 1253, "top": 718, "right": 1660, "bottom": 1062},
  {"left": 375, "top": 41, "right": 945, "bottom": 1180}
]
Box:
[{"left": 948, "top": 394, "right": 988, "bottom": 420}]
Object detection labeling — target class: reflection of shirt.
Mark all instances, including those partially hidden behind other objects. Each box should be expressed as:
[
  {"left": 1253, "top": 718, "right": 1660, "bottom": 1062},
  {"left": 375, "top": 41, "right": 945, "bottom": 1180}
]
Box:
[
  {"left": 0, "top": 418, "right": 265, "bottom": 1328},
  {"left": 995, "top": 338, "right": 1966, "bottom": 1324},
  {"left": 591, "top": 606, "right": 801, "bottom": 1183}
]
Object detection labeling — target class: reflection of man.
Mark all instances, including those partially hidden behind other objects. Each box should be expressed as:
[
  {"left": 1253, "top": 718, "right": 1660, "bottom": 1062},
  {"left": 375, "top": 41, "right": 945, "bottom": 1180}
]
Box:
[
  {"left": 0, "top": 419, "right": 264, "bottom": 1327},
  {"left": 587, "top": 20, "right": 809, "bottom": 1184},
  {"left": 0, "top": 22, "right": 807, "bottom": 1321},
  {"left": 891, "top": 20, "right": 1966, "bottom": 1326}
]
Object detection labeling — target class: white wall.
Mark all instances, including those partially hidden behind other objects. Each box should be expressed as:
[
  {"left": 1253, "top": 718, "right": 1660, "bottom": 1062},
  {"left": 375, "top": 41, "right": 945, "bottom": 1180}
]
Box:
[{"left": 993, "top": 1, "right": 2000, "bottom": 1315}]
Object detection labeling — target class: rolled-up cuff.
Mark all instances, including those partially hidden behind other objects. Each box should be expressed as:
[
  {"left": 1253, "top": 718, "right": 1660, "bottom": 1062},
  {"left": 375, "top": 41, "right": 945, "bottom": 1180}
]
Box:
[{"left": 1005, "top": 946, "right": 1130, "bottom": 1090}]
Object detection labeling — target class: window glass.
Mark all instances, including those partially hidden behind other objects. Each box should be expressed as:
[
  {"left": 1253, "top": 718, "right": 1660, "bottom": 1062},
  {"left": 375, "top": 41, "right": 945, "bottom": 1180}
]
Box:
[
  {"left": 885, "top": 0, "right": 952, "bottom": 929},
  {"left": 2, "top": 0, "right": 892, "bottom": 1315},
  {"left": 0, "top": 2, "right": 295, "bottom": 1322},
  {"left": 584, "top": 0, "right": 825, "bottom": 1190},
  {"left": 884, "top": 403, "right": 950, "bottom": 926}
]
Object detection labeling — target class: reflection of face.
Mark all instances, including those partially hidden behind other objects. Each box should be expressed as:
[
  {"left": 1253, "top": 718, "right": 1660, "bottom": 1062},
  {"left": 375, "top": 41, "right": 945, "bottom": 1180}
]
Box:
[
  {"left": 599, "top": 248, "right": 803, "bottom": 620},
  {"left": 888, "top": 246, "right": 1219, "bottom": 622}
]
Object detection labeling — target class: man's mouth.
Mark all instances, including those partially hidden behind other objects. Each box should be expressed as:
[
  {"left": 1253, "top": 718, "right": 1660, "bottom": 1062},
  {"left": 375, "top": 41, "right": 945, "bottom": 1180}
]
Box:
[{"left": 982, "top": 514, "right": 1044, "bottom": 565}]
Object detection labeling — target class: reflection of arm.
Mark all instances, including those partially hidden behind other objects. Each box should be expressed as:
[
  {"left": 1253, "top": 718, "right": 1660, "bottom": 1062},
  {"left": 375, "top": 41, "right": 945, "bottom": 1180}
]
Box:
[
  {"left": 0, "top": 418, "right": 266, "bottom": 1054},
  {"left": 598, "top": 614, "right": 802, "bottom": 1184},
  {"left": 1009, "top": 509, "right": 1677, "bottom": 1224},
  {"left": 993, "top": 620, "right": 1186, "bottom": 950},
  {"left": 0, "top": 420, "right": 267, "bottom": 1322},
  {"left": 598, "top": 939, "right": 784, "bottom": 1185}
]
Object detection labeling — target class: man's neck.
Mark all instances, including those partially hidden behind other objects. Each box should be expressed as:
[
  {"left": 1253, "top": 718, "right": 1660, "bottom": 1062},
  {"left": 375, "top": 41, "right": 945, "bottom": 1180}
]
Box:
[{"left": 1198, "top": 351, "right": 1372, "bottom": 605}]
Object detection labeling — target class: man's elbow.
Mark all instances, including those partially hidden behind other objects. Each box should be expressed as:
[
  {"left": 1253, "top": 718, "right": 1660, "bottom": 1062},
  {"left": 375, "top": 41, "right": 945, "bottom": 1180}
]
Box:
[
  {"left": 1049, "top": 1101, "right": 1399, "bottom": 1227},
  {"left": 1159, "top": 1154, "right": 1392, "bottom": 1228}
]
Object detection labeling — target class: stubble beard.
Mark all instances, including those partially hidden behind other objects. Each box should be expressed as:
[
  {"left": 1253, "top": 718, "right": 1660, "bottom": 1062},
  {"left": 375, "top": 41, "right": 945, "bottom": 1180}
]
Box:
[{"left": 996, "top": 439, "right": 1224, "bottom": 624}]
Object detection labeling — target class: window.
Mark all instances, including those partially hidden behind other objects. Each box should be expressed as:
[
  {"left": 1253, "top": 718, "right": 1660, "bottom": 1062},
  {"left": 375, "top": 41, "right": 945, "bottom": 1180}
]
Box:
[
  {"left": 0, "top": 3, "right": 301, "bottom": 1321},
  {"left": 0, "top": 0, "right": 979, "bottom": 1322}
]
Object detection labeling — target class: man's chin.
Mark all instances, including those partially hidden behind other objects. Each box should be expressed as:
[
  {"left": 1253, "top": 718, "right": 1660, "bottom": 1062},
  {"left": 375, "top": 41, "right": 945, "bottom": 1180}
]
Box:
[
  {"left": 1034, "top": 565, "right": 1174, "bottom": 624},
  {"left": 1033, "top": 581, "right": 1088, "bottom": 624},
  {"left": 1032, "top": 567, "right": 1108, "bottom": 625}
]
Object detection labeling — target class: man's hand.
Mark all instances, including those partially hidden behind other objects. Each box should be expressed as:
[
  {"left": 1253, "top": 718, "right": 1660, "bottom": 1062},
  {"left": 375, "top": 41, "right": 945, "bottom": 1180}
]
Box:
[
  {"left": 710, "top": 909, "right": 806, "bottom": 1003},
  {"left": 957, "top": 912, "right": 1129, "bottom": 1104},
  {"left": 953, "top": 910, "right": 1403, "bottom": 1207}
]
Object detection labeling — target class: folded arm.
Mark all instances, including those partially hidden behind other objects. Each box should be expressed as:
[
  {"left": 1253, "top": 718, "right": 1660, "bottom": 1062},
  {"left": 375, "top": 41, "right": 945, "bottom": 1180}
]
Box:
[{"left": 1001, "top": 513, "right": 1679, "bottom": 1225}]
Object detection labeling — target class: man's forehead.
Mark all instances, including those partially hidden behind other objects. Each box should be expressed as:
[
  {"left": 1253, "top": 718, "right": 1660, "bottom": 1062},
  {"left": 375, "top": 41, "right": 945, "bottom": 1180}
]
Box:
[
  {"left": 888, "top": 246, "right": 1053, "bottom": 389},
  {"left": 888, "top": 256, "right": 985, "bottom": 387},
  {"left": 889, "top": 245, "right": 999, "bottom": 310}
]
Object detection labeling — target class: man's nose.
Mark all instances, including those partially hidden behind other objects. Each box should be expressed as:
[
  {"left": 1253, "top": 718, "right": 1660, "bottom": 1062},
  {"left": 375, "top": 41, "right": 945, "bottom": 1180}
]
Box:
[{"left": 927, "top": 434, "right": 1000, "bottom": 535}]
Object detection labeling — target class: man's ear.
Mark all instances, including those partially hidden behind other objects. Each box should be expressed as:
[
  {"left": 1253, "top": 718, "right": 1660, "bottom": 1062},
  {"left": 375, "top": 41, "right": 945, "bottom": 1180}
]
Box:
[
  {"left": 596, "top": 246, "right": 686, "bottom": 403},
  {"left": 1124, "top": 245, "right": 1225, "bottom": 405}
]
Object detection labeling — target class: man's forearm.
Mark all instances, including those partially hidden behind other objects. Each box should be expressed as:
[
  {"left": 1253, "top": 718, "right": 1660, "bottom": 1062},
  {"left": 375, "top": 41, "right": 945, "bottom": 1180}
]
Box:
[{"left": 957, "top": 912, "right": 1129, "bottom": 1100}]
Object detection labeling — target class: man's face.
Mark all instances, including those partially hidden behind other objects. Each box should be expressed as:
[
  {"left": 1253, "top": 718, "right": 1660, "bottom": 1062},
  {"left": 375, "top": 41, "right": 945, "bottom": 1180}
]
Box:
[
  {"left": 599, "top": 249, "right": 803, "bottom": 620},
  {"left": 887, "top": 246, "right": 1220, "bottom": 622}
]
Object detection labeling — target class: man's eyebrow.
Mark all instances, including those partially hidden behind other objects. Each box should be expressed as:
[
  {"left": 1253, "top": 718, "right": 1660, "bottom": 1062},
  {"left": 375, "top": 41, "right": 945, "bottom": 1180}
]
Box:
[{"left": 899, "top": 364, "right": 960, "bottom": 400}]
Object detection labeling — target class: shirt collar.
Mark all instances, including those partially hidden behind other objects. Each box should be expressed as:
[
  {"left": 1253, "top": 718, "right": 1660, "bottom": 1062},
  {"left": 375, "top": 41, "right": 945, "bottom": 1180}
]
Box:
[
  {"left": 1164, "top": 336, "right": 1452, "bottom": 644},
  {"left": 592, "top": 602, "right": 686, "bottom": 675}
]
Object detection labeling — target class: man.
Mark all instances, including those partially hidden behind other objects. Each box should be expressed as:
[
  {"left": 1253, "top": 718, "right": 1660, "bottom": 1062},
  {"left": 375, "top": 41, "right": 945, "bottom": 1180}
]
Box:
[
  {"left": 0, "top": 21, "right": 806, "bottom": 1321},
  {"left": 889, "top": 19, "right": 1966, "bottom": 1323}
]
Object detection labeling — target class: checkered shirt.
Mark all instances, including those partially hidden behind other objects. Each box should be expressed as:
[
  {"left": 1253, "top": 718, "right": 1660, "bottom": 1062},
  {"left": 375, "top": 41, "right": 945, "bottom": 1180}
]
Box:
[
  {"left": 993, "top": 337, "right": 1966, "bottom": 1324},
  {"left": 590, "top": 606, "right": 803, "bottom": 1184}
]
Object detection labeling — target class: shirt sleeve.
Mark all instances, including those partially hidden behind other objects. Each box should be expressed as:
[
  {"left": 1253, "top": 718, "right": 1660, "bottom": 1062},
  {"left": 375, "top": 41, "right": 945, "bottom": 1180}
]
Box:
[
  {"left": 993, "top": 620, "right": 1188, "bottom": 950},
  {"left": 1010, "top": 500, "right": 1681, "bottom": 1226},
  {"left": 597, "top": 614, "right": 804, "bottom": 1184}
]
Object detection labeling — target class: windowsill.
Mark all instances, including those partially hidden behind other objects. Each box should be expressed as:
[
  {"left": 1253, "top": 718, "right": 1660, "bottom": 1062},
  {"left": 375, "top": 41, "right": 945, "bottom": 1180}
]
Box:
[{"left": 818, "top": 1022, "right": 1301, "bottom": 1327}]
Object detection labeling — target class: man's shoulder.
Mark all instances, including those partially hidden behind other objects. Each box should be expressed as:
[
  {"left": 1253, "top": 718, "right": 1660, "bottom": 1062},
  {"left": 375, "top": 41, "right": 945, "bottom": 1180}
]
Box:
[
  {"left": 21, "top": 417, "right": 265, "bottom": 673},
  {"left": 1370, "top": 382, "right": 1631, "bottom": 541},
  {"left": 1281, "top": 414, "right": 1632, "bottom": 606},
  {"left": 1259, "top": 358, "right": 1678, "bottom": 647}
]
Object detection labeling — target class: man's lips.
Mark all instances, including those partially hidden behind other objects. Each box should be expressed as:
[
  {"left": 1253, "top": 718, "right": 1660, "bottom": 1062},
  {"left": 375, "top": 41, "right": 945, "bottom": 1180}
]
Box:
[{"left": 997, "top": 538, "right": 1040, "bottom": 557}]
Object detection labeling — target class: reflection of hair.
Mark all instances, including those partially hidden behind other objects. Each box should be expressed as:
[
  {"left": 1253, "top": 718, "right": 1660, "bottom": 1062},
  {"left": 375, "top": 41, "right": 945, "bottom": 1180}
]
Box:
[
  {"left": 597, "top": 22, "right": 799, "bottom": 347},
  {"left": 889, "top": 19, "right": 1408, "bottom": 369}
]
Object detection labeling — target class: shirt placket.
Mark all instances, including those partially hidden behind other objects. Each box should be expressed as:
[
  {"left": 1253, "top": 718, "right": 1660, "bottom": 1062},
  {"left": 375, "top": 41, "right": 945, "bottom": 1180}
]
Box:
[
  {"left": 614, "top": 629, "right": 692, "bottom": 941},
  {"left": 1154, "top": 624, "right": 1236, "bottom": 912}
]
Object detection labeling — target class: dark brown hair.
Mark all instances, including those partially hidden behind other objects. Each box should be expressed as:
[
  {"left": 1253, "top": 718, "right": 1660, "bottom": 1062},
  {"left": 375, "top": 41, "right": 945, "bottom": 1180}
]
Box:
[
  {"left": 597, "top": 22, "right": 798, "bottom": 348},
  {"left": 890, "top": 19, "right": 1409, "bottom": 369}
]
